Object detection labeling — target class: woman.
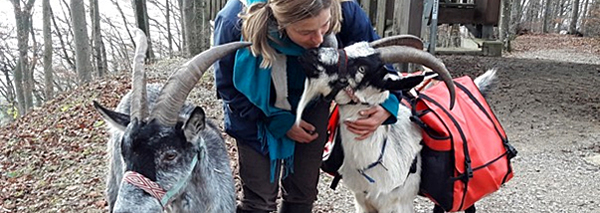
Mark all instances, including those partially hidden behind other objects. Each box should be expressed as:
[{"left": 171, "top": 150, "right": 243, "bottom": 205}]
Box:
[{"left": 213, "top": 0, "right": 400, "bottom": 212}]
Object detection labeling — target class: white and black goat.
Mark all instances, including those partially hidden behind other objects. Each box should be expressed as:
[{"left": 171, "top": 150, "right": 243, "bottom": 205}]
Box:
[
  {"left": 296, "top": 35, "right": 496, "bottom": 212},
  {"left": 93, "top": 29, "right": 250, "bottom": 213}
]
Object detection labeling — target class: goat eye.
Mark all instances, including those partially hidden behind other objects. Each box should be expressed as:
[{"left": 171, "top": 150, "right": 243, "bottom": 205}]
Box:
[
  {"left": 358, "top": 66, "right": 366, "bottom": 73},
  {"left": 163, "top": 152, "right": 178, "bottom": 162}
]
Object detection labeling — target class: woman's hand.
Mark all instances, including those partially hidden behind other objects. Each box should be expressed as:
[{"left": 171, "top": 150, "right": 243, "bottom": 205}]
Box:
[
  {"left": 286, "top": 120, "right": 319, "bottom": 143},
  {"left": 344, "top": 105, "right": 391, "bottom": 140}
]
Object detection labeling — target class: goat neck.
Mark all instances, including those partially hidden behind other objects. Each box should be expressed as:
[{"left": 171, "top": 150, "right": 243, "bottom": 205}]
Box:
[{"left": 150, "top": 42, "right": 251, "bottom": 126}]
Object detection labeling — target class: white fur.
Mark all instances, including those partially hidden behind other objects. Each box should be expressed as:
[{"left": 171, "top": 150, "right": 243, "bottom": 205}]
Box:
[
  {"left": 297, "top": 42, "right": 499, "bottom": 212},
  {"left": 337, "top": 104, "right": 423, "bottom": 213},
  {"left": 345, "top": 42, "right": 376, "bottom": 59},
  {"left": 295, "top": 72, "right": 337, "bottom": 125},
  {"left": 319, "top": 48, "right": 339, "bottom": 65}
]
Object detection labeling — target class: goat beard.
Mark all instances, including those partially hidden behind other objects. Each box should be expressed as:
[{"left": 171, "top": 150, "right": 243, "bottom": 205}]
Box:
[{"left": 295, "top": 79, "right": 321, "bottom": 126}]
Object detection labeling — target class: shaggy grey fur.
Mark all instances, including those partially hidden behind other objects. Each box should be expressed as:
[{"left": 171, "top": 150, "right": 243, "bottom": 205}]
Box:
[{"left": 97, "top": 84, "right": 235, "bottom": 213}]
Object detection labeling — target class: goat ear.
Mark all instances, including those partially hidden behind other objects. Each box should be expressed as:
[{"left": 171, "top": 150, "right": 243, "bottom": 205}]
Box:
[
  {"left": 382, "top": 75, "right": 425, "bottom": 91},
  {"left": 93, "top": 101, "right": 130, "bottom": 132},
  {"left": 183, "top": 107, "right": 206, "bottom": 142}
]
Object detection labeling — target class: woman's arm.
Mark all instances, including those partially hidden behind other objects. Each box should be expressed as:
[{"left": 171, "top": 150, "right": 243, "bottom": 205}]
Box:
[{"left": 337, "top": 0, "right": 401, "bottom": 139}]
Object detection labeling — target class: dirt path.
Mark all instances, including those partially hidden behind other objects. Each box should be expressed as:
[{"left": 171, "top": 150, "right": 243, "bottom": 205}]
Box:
[{"left": 314, "top": 35, "right": 600, "bottom": 212}]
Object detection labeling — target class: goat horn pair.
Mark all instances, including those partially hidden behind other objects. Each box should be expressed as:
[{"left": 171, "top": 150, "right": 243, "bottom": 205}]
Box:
[
  {"left": 130, "top": 29, "right": 149, "bottom": 121},
  {"left": 373, "top": 35, "right": 456, "bottom": 109},
  {"left": 150, "top": 42, "right": 252, "bottom": 126}
]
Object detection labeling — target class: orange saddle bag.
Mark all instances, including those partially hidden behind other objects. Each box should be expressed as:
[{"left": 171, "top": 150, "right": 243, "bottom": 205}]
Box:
[{"left": 410, "top": 75, "right": 517, "bottom": 211}]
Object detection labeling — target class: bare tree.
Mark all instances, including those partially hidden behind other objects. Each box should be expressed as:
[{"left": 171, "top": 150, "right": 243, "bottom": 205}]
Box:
[
  {"left": 569, "top": 0, "right": 581, "bottom": 34},
  {"left": 583, "top": 0, "right": 599, "bottom": 36},
  {"left": 111, "top": 0, "right": 135, "bottom": 45},
  {"left": 132, "top": 0, "right": 155, "bottom": 61},
  {"left": 91, "top": 0, "right": 108, "bottom": 77},
  {"left": 581, "top": 0, "right": 590, "bottom": 33},
  {"left": 0, "top": 27, "right": 17, "bottom": 120},
  {"left": 29, "top": 17, "right": 41, "bottom": 106},
  {"left": 182, "top": 0, "right": 209, "bottom": 56},
  {"left": 70, "top": 0, "right": 92, "bottom": 84},
  {"left": 51, "top": 10, "right": 74, "bottom": 71},
  {"left": 499, "top": 0, "right": 512, "bottom": 50},
  {"left": 43, "top": 0, "right": 54, "bottom": 99},
  {"left": 10, "top": 0, "right": 36, "bottom": 116},
  {"left": 543, "top": 0, "right": 553, "bottom": 33},
  {"left": 146, "top": 0, "right": 176, "bottom": 57},
  {"left": 166, "top": 0, "right": 173, "bottom": 58},
  {"left": 178, "top": 0, "right": 186, "bottom": 52}
]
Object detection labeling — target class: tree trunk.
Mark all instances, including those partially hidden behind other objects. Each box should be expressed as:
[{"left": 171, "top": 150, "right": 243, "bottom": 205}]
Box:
[
  {"left": 10, "top": 0, "right": 36, "bottom": 116},
  {"left": 581, "top": 0, "right": 589, "bottom": 34},
  {"left": 43, "top": 0, "right": 54, "bottom": 99},
  {"left": 507, "top": 0, "right": 521, "bottom": 51},
  {"left": 1, "top": 67, "right": 16, "bottom": 114},
  {"left": 179, "top": 0, "right": 186, "bottom": 52},
  {"left": 28, "top": 18, "right": 38, "bottom": 107},
  {"left": 166, "top": 0, "right": 173, "bottom": 58},
  {"left": 132, "top": 0, "right": 155, "bottom": 61},
  {"left": 543, "top": 0, "right": 552, "bottom": 33},
  {"left": 182, "top": 0, "right": 208, "bottom": 56},
  {"left": 91, "top": 0, "right": 108, "bottom": 77},
  {"left": 70, "top": 0, "right": 92, "bottom": 84},
  {"left": 183, "top": 0, "right": 198, "bottom": 56},
  {"left": 570, "top": 0, "right": 581, "bottom": 34},
  {"left": 500, "top": 0, "right": 512, "bottom": 50}
]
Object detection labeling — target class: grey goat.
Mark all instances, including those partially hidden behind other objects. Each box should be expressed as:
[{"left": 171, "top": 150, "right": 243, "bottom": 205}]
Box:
[
  {"left": 296, "top": 35, "right": 496, "bottom": 212},
  {"left": 94, "top": 29, "right": 250, "bottom": 213}
]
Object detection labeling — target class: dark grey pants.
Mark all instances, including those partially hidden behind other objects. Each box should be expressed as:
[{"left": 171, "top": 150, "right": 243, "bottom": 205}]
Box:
[{"left": 236, "top": 100, "right": 329, "bottom": 213}]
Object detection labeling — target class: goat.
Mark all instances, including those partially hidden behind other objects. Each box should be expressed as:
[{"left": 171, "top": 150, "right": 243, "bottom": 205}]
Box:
[
  {"left": 295, "top": 35, "right": 496, "bottom": 212},
  {"left": 93, "top": 29, "right": 250, "bottom": 213}
]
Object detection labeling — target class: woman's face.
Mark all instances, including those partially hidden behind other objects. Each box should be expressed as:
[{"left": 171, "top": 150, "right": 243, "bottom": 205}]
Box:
[{"left": 284, "top": 8, "right": 331, "bottom": 49}]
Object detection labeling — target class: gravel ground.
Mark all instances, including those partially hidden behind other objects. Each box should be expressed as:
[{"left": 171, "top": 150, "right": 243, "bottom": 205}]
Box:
[
  {"left": 189, "top": 35, "right": 600, "bottom": 213},
  {"left": 312, "top": 35, "right": 600, "bottom": 213}
]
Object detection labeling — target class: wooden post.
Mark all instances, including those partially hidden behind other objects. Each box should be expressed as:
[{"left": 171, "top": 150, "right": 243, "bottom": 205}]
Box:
[
  {"left": 375, "top": 0, "right": 387, "bottom": 37},
  {"left": 394, "top": 0, "right": 425, "bottom": 72},
  {"left": 429, "top": 0, "right": 440, "bottom": 54},
  {"left": 394, "top": 0, "right": 411, "bottom": 35},
  {"left": 393, "top": 0, "right": 424, "bottom": 36}
]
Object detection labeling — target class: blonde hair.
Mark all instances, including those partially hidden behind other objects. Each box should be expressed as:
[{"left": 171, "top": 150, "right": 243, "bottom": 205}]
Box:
[{"left": 241, "top": 0, "right": 343, "bottom": 68}]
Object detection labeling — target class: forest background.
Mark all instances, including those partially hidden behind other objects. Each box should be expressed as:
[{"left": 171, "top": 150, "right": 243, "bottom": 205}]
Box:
[{"left": 0, "top": 0, "right": 598, "bottom": 125}]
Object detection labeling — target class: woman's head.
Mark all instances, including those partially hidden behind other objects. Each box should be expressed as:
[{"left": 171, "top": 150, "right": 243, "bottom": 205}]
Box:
[{"left": 241, "top": 0, "right": 342, "bottom": 68}]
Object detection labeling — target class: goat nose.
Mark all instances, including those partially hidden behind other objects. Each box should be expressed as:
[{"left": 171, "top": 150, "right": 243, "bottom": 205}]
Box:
[{"left": 336, "top": 78, "right": 349, "bottom": 87}]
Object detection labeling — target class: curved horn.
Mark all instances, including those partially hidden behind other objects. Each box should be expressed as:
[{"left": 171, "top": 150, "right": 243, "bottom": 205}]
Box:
[
  {"left": 150, "top": 42, "right": 252, "bottom": 126},
  {"left": 370, "top": 34, "right": 424, "bottom": 50},
  {"left": 377, "top": 46, "right": 456, "bottom": 109},
  {"left": 130, "top": 29, "right": 149, "bottom": 121}
]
